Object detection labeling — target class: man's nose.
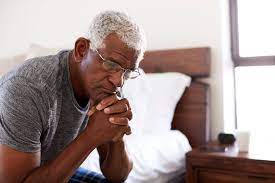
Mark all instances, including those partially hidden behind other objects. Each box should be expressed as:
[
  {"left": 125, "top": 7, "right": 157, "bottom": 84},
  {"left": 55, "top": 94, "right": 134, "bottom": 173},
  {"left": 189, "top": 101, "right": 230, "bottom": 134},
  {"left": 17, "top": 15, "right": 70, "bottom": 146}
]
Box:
[{"left": 108, "top": 70, "right": 125, "bottom": 88}]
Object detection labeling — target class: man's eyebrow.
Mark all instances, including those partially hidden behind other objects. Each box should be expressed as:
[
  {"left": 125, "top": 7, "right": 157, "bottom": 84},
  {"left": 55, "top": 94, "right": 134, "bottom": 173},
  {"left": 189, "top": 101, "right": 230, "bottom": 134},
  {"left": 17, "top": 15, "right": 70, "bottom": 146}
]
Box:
[
  {"left": 108, "top": 50, "right": 137, "bottom": 70},
  {"left": 109, "top": 52, "right": 129, "bottom": 66},
  {"left": 113, "top": 50, "right": 129, "bottom": 61},
  {"left": 107, "top": 55, "right": 126, "bottom": 67}
]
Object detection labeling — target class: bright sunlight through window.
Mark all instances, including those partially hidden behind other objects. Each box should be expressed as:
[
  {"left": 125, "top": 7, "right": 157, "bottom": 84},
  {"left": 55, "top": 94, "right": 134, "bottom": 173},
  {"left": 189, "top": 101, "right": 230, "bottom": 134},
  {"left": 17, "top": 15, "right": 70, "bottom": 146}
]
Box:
[
  {"left": 235, "top": 0, "right": 275, "bottom": 154},
  {"left": 238, "top": 0, "right": 275, "bottom": 57},
  {"left": 235, "top": 66, "right": 275, "bottom": 154}
]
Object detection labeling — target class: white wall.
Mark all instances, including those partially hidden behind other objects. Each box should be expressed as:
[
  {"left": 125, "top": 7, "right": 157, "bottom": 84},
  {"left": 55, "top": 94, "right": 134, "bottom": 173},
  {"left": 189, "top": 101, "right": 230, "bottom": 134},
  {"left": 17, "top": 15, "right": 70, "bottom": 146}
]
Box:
[
  {"left": 221, "top": 0, "right": 236, "bottom": 134},
  {"left": 0, "top": 0, "right": 235, "bottom": 140}
]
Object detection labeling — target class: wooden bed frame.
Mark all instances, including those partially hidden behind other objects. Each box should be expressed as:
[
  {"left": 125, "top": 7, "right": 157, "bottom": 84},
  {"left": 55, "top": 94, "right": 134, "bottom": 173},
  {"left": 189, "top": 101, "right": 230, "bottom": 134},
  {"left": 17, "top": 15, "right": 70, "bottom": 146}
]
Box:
[{"left": 140, "top": 47, "right": 211, "bottom": 148}]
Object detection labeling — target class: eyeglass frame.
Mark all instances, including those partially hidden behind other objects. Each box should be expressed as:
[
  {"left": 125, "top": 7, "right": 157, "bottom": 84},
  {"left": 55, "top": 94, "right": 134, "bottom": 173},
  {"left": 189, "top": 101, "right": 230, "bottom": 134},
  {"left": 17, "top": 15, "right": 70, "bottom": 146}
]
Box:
[
  {"left": 91, "top": 45, "right": 142, "bottom": 99},
  {"left": 93, "top": 47, "right": 141, "bottom": 81}
]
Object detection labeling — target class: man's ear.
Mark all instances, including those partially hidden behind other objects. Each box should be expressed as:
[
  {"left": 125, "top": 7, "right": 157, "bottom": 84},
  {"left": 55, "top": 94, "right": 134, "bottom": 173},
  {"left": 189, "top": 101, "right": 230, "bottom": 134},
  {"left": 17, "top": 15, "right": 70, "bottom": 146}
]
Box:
[{"left": 73, "top": 37, "right": 90, "bottom": 63}]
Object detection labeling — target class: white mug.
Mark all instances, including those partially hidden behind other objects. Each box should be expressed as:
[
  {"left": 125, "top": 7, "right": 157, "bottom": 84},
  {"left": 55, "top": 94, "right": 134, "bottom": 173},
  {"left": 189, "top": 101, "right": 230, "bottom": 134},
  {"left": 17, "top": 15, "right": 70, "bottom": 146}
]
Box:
[{"left": 236, "top": 131, "right": 250, "bottom": 152}]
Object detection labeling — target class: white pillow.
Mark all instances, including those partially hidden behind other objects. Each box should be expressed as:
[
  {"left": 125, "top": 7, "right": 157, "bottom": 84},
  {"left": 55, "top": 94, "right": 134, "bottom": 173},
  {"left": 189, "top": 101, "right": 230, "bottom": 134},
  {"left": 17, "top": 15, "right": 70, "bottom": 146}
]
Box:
[
  {"left": 123, "top": 70, "right": 151, "bottom": 134},
  {"left": 0, "top": 44, "right": 65, "bottom": 78},
  {"left": 26, "top": 44, "right": 64, "bottom": 59},
  {"left": 81, "top": 130, "right": 192, "bottom": 183},
  {"left": 123, "top": 72, "right": 191, "bottom": 134},
  {"left": 0, "top": 53, "right": 26, "bottom": 77},
  {"left": 144, "top": 72, "right": 191, "bottom": 133}
]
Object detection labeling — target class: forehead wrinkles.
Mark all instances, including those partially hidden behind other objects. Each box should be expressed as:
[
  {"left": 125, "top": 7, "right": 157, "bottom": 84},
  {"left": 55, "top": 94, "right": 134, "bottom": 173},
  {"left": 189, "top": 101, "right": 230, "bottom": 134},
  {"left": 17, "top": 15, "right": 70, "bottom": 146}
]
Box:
[
  {"left": 99, "top": 47, "right": 137, "bottom": 70},
  {"left": 100, "top": 35, "right": 139, "bottom": 69},
  {"left": 112, "top": 51, "right": 138, "bottom": 70}
]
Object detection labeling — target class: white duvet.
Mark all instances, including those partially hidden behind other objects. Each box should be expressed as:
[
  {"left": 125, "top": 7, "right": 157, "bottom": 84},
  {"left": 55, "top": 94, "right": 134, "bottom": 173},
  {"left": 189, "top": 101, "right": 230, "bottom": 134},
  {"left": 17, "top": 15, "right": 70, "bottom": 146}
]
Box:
[{"left": 81, "top": 130, "right": 192, "bottom": 183}]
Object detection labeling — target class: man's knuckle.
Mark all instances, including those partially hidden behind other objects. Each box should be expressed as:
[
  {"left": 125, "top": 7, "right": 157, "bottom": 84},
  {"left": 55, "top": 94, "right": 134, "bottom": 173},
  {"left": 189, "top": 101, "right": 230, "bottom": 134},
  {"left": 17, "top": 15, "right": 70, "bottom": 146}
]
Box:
[
  {"left": 123, "top": 117, "right": 129, "bottom": 123},
  {"left": 121, "top": 98, "right": 128, "bottom": 104},
  {"left": 123, "top": 104, "right": 128, "bottom": 111},
  {"left": 128, "top": 112, "right": 133, "bottom": 120}
]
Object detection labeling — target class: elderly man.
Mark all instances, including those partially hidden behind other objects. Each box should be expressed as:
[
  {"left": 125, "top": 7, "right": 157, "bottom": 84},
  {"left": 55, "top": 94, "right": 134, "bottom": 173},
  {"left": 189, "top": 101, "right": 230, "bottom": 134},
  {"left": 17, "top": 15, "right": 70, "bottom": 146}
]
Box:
[{"left": 0, "top": 10, "right": 146, "bottom": 183}]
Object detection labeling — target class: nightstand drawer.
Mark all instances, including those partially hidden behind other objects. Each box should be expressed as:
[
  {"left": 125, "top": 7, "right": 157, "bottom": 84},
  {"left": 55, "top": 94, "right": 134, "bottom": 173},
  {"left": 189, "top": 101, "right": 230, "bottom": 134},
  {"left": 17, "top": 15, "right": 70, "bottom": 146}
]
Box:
[{"left": 198, "top": 169, "right": 275, "bottom": 183}]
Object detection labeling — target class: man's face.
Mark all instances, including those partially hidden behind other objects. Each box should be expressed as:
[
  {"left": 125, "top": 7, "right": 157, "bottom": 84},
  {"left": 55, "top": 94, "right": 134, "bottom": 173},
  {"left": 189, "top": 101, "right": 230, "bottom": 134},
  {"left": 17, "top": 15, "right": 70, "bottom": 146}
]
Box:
[{"left": 79, "top": 33, "right": 140, "bottom": 104}]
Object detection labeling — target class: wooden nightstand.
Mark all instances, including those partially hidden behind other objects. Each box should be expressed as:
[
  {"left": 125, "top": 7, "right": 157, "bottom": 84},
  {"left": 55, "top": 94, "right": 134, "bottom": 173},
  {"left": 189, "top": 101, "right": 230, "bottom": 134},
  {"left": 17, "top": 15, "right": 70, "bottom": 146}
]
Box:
[{"left": 186, "top": 141, "right": 275, "bottom": 183}]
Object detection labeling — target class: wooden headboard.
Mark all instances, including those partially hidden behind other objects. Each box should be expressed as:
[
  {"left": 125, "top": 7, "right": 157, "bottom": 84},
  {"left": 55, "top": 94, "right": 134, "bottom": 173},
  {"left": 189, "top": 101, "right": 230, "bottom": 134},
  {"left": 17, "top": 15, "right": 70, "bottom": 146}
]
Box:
[{"left": 140, "top": 47, "right": 210, "bottom": 148}]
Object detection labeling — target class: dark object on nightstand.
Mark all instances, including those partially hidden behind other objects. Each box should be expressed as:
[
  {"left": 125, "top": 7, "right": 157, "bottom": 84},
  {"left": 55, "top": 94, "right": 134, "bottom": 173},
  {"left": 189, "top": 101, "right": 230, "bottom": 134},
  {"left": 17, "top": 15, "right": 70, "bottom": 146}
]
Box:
[{"left": 218, "top": 133, "right": 236, "bottom": 144}]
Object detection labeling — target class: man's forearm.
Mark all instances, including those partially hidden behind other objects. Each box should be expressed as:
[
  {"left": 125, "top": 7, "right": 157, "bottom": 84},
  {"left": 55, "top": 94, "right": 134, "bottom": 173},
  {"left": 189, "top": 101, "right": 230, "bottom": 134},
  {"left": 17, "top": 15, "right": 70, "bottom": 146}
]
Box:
[
  {"left": 23, "top": 129, "right": 98, "bottom": 183},
  {"left": 98, "top": 139, "right": 133, "bottom": 183}
]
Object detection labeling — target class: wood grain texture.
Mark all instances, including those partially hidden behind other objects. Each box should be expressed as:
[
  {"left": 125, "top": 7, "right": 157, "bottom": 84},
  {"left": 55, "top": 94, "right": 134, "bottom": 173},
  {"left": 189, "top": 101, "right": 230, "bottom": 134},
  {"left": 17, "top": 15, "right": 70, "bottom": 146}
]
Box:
[
  {"left": 140, "top": 47, "right": 211, "bottom": 77},
  {"left": 171, "top": 82, "right": 209, "bottom": 147},
  {"left": 186, "top": 142, "right": 275, "bottom": 183},
  {"left": 140, "top": 47, "right": 210, "bottom": 148}
]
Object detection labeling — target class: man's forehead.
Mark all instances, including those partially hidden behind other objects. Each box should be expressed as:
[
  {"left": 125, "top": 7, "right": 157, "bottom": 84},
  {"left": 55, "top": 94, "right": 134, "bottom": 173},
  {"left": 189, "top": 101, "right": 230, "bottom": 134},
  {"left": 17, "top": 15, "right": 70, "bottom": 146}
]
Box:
[
  {"left": 106, "top": 48, "right": 139, "bottom": 70},
  {"left": 102, "top": 34, "right": 138, "bottom": 56},
  {"left": 100, "top": 34, "right": 139, "bottom": 69}
]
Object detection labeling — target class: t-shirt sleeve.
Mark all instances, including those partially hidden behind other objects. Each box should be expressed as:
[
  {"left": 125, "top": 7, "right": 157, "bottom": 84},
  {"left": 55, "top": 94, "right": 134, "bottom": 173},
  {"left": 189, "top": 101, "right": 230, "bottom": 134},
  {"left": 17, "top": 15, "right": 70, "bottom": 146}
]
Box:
[{"left": 0, "top": 78, "right": 43, "bottom": 153}]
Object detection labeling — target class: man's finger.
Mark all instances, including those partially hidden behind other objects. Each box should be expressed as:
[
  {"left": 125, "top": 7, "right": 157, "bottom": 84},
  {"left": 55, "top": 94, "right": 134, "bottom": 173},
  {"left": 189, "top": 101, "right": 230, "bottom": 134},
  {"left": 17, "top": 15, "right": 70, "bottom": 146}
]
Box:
[
  {"left": 96, "top": 94, "right": 119, "bottom": 110},
  {"left": 109, "top": 117, "right": 129, "bottom": 126},
  {"left": 104, "top": 102, "right": 128, "bottom": 114},
  {"left": 87, "top": 106, "right": 97, "bottom": 117},
  {"left": 122, "top": 98, "right": 131, "bottom": 111},
  {"left": 125, "top": 126, "right": 132, "bottom": 135},
  {"left": 110, "top": 111, "right": 132, "bottom": 121}
]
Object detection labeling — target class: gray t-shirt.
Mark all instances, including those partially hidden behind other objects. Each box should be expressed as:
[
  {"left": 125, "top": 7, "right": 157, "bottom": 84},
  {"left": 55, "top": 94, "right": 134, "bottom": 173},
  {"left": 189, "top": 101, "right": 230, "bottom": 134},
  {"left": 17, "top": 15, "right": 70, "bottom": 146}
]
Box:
[{"left": 0, "top": 51, "right": 89, "bottom": 165}]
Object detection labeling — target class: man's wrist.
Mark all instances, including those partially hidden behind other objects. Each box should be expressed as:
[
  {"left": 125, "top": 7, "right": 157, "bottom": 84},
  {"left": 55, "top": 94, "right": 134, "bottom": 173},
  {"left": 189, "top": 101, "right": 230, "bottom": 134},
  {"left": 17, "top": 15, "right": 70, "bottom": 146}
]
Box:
[{"left": 82, "top": 128, "right": 102, "bottom": 147}]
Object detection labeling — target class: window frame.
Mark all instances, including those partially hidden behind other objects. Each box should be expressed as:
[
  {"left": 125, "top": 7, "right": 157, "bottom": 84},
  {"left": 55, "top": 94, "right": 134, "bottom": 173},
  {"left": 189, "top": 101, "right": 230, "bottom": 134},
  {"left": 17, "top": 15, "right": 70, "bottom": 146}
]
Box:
[{"left": 229, "top": 0, "right": 275, "bottom": 67}]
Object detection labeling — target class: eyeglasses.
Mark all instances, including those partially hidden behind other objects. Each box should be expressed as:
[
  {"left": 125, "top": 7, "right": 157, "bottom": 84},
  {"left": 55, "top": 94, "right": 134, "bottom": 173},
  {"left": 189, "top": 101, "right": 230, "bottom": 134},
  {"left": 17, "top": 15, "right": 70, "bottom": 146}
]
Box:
[{"left": 94, "top": 48, "right": 141, "bottom": 80}]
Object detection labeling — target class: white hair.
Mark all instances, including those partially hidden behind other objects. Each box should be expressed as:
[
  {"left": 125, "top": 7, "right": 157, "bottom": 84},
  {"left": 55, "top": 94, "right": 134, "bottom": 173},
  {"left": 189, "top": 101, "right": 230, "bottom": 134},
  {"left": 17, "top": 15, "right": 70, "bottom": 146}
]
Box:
[{"left": 87, "top": 10, "right": 146, "bottom": 61}]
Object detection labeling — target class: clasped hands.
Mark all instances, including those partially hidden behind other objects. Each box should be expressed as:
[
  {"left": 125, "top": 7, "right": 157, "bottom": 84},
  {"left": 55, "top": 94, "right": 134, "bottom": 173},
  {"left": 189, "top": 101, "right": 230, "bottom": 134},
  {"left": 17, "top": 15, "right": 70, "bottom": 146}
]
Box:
[{"left": 87, "top": 94, "right": 132, "bottom": 144}]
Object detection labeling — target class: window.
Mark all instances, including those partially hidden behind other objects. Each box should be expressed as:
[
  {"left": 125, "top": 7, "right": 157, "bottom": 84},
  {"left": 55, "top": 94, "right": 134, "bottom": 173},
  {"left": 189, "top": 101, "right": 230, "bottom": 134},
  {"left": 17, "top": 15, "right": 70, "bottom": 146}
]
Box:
[
  {"left": 230, "top": 0, "right": 275, "bottom": 66},
  {"left": 230, "top": 0, "right": 275, "bottom": 152}
]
